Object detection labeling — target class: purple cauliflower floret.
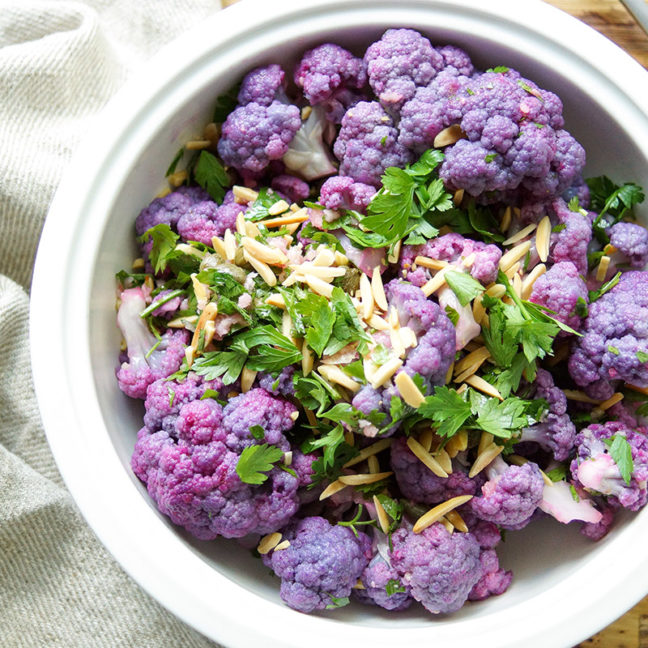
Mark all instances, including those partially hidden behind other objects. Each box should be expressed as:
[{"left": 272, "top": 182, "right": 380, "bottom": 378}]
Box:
[
  {"left": 391, "top": 437, "right": 477, "bottom": 505},
  {"left": 333, "top": 101, "right": 412, "bottom": 187},
  {"left": 143, "top": 373, "right": 224, "bottom": 434},
  {"left": 238, "top": 64, "right": 286, "bottom": 106},
  {"left": 549, "top": 198, "right": 592, "bottom": 275},
  {"left": 132, "top": 393, "right": 300, "bottom": 539},
  {"left": 516, "top": 369, "right": 576, "bottom": 462},
  {"left": 570, "top": 421, "right": 648, "bottom": 511},
  {"left": 271, "top": 174, "right": 310, "bottom": 203},
  {"left": 401, "top": 232, "right": 502, "bottom": 287},
  {"left": 265, "top": 516, "right": 372, "bottom": 613},
  {"left": 580, "top": 500, "right": 615, "bottom": 541},
  {"left": 569, "top": 271, "right": 648, "bottom": 396},
  {"left": 222, "top": 388, "right": 297, "bottom": 452},
  {"left": 319, "top": 176, "right": 376, "bottom": 212},
  {"left": 291, "top": 450, "right": 317, "bottom": 488},
  {"left": 217, "top": 101, "right": 301, "bottom": 178},
  {"left": 135, "top": 186, "right": 210, "bottom": 237},
  {"left": 257, "top": 366, "right": 296, "bottom": 397},
  {"left": 390, "top": 523, "right": 481, "bottom": 614},
  {"left": 177, "top": 200, "right": 244, "bottom": 245},
  {"left": 468, "top": 549, "right": 513, "bottom": 601},
  {"left": 115, "top": 287, "right": 188, "bottom": 399},
  {"left": 529, "top": 261, "right": 588, "bottom": 334},
  {"left": 470, "top": 456, "right": 544, "bottom": 530},
  {"left": 608, "top": 222, "right": 648, "bottom": 270},
  {"left": 354, "top": 553, "right": 412, "bottom": 611},
  {"left": 294, "top": 43, "right": 366, "bottom": 121},
  {"left": 364, "top": 28, "right": 444, "bottom": 111},
  {"left": 385, "top": 280, "right": 456, "bottom": 385},
  {"left": 438, "top": 45, "right": 474, "bottom": 76}
]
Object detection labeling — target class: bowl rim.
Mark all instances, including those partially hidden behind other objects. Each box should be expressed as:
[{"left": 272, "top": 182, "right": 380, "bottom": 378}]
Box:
[{"left": 30, "top": 1, "right": 648, "bottom": 646}]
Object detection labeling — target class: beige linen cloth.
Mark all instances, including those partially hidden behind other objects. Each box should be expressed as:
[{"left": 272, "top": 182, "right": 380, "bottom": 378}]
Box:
[{"left": 0, "top": 2, "right": 227, "bottom": 646}]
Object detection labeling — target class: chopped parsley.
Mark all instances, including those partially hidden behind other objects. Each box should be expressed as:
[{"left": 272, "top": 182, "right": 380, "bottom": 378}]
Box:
[
  {"left": 193, "top": 150, "right": 229, "bottom": 203},
  {"left": 604, "top": 435, "right": 634, "bottom": 485},
  {"left": 235, "top": 444, "right": 284, "bottom": 485}
]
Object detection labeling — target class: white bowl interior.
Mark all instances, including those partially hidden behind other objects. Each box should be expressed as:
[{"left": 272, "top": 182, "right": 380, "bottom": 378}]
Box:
[{"left": 33, "top": 2, "right": 648, "bottom": 647}]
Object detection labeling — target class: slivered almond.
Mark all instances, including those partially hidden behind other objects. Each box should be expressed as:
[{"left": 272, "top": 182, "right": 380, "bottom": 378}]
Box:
[
  {"left": 304, "top": 274, "right": 334, "bottom": 298},
  {"left": 535, "top": 216, "right": 552, "bottom": 263},
  {"left": 156, "top": 187, "right": 171, "bottom": 199},
  {"left": 465, "top": 375, "right": 503, "bottom": 400},
  {"left": 419, "top": 429, "right": 436, "bottom": 452},
  {"left": 415, "top": 256, "right": 448, "bottom": 271},
  {"left": 469, "top": 443, "right": 503, "bottom": 478},
  {"left": 395, "top": 371, "right": 425, "bottom": 408},
  {"left": 445, "top": 362, "right": 455, "bottom": 384},
  {"left": 521, "top": 263, "right": 547, "bottom": 299},
  {"left": 435, "top": 448, "right": 453, "bottom": 474},
  {"left": 211, "top": 236, "right": 227, "bottom": 258},
  {"left": 389, "top": 327, "right": 405, "bottom": 359},
  {"left": 224, "top": 229, "right": 237, "bottom": 261},
  {"left": 370, "top": 357, "right": 403, "bottom": 389},
  {"left": 236, "top": 211, "right": 247, "bottom": 236},
  {"left": 453, "top": 188, "right": 464, "bottom": 206},
  {"left": 344, "top": 430, "right": 355, "bottom": 446},
  {"left": 318, "top": 365, "right": 361, "bottom": 393},
  {"left": 440, "top": 517, "right": 454, "bottom": 534},
  {"left": 503, "top": 223, "right": 537, "bottom": 246},
  {"left": 500, "top": 206, "right": 512, "bottom": 233},
  {"left": 338, "top": 471, "right": 393, "bottom": 486},
  {"left": 283, "top": 450, "right": 294, "bottom": 466},
  {"left": 478, "top": 432, "right": 494, "bottom": 454},
  {"left": 301, "top": 344, "right": 314, "bottom": 377},
  {"left": 368, "top": 314, "right": 390, "bottom": 331},
  {"left": 406, "top": 437, "right": 448, "bottom": 478},
  {"left": 261, "top": 208, "right": 310, "bottom": 228},
  {"left": 462, "top": 252, "right": 476, "bottom": 268},
  {"left": 185, "top": 139, "right": 211, "bottom": 150},
  {"left": 312, "top": 247, "right": 336, "bottom": 266},
  {"left": 167, "top": 315, "right": 199, "bottom": 329},
  {"left": 175, "top": 243, "right": 205, "bottom": 259},
  {"left": 603, "top": 243, "right": 618, "bottom": 255},
  {"left": 434, "top": 124, "right": 465, "bottom": 148},
  {"left": 413, "top": 495, "right": 473, "bottom": 533},
  {"left": 367, "top": 455, "right": 380, "bottom": 474},
  {"left": 232, "top": 185, "right": 258, "bottom": 204},
  {"left": 421, "top": 268, "right": 447, "bottom": 297},
  {"left": 388, "top": 306, "right": 400, "bottom": 329},
  {"left": 445, "top": 510, "right": 468, "bottom": 532},
  {"left": 242, "top": 237, "right": 288, "bottom": 266},
  {"left": 240, "top": 367, "right": 257, "bottom": 393},
  {"left": 352, "top": 580, "right": 366, "bottom": 590},
  {"left": 274, "top": 540, "right": 291, "bottom": 551},
  {"left": 245, "top": 220, "right": 261, "bottom": 238},
  {"left": 387, "top": 240, "right": 402, "bottom": 264},
  {"left": 190, "top": 302, "right": 219, "bottom": 350},
  {"left": 203, "top": 320, "right": 216, "bottom": 348},
  {"left": 319, "top": 479, "right": 349, "bottom": 500},
  {"left": 335, "top": 251, "right": 349, "bottom": 266},
  {"left": 281, "top": 310, "right": 293, "bottom": 339},
  {"left": 563, "top": 389, "right": 600, "bottom": 404},
  {"left": 289, "top": 411, "right": 299, "bottom": 423},
  {"left": 360, "top": 273, "right": 374, "bottom": 320},
  {"left": 132, "top": 257, "right": 145, "bottom": 271},
  {"left": 455, "top": 347, "right": 491, "bottom": 375},
  {"left": 168, "top": 170, "right": 187, "bottom": 187},
  {"left": 596, "top": 255, "right": 611, "bottom": 282},
  {"left": 373, "top": 495, "right": 391, "bottom": 534},
  {"left": 257, "top": 532, "right": 282, "bottom": 555},
  {"left": 344, "top": 439, "right": 393, "bottom": 468},
  {"left": 626, "top": 384, "right": 648, "bottom": 396},
  {"left": 456, "top": 383, "right": 468, "bottom": 395},
  {"left": 445, "top": 430, "right": 468, "bottom": 458},
  {"left": 371, "top": 267, "right": 388, "bottom": 311},
  {"left": 513, "top": 272, "right": 523, "bottom": 298},
  {"left": 268, "top": 199, "right": 290, "bottom": 216},
  {"left": 185, "top": 346, "right": 195, "bottom": 367},
  {"left": 265, "top": 293, "right": 286, "bottom": 309},
  {"left": 499, "top": 240, "right": 531, "bottom": 272},
  {"left": 599, "top": 392, "right": 624, "bottom": 411},
  {"left": 191, "top": 273, "right": 211, "bottom": 310},
  {"left": 243, "top": 250, "right": 277, "bottom": 286},
  {"left": 504, "top": 261, "right": 521, "bottom": 280}
]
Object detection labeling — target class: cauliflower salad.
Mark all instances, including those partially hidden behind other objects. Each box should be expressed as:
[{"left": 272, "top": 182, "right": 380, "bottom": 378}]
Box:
[{"left": 115, "top": 29, "right": 648, "bottom": 616}]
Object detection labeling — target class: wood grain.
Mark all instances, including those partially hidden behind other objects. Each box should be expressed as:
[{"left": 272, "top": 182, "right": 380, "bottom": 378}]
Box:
[{"left": 220, "top": 0, "right": 648, "bottom": 645}]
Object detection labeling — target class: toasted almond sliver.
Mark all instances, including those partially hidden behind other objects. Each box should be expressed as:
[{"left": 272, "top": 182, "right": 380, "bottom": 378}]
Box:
[
  {"left": 395, "top": 371, "right": 425, "bottom": 408},
  {"left": 407, "top": 437, "right": 448, "bottom": 478},
  {"left": 500, "top": 206, "right": 512, "bottom": 233},
  {"left": 191, "top": 273, "right": 211, "bottom": 310},
  {"left": 245, "top": 220, "right": 261, "bottom": 238},
  {"left": 445, "top": 429, "right": 468, "bottom": 458},
  {"left": 445, "top": 509, "right": 469, "bottom": 533},
  {"left": 261, "top": 209, "right": 310, "bottom": 228},
  {"left": 521, "top": 263, "right": 547, "bottom": 300},
  {"left": 211, "top": 236, "right": 227, "bottom": 258},
  {"left": 504, "top": 261, "right": 521, "bottom": 280},
  {"left": 626, "top": 383, "right": 648, "bottom": 396},
  {"left": 318, "top": 365, "right": 361, "bottom": 393},
  {"left": 224, "top": 229, "right": 237, "bottom": 262},
  {"left": 131, "top": 257, "right": 145, "bottom": 271},
  {"left": 373, "top": 495, "right": 391, "bottom": 534},
  {"left": 421, "top": 268, "right": 447, "bottom": 297},
  {"left": 419, "top": 429, "right": 436, "bottom": 453},
  {"left": 499, "top": 240, "right": 532, "bottom": 272},
  {"left": 434, "top": 124, "right": 465, "bottom": 148},
  {"left": 464, "top": 374, "right": 503, "bottom": 400},
  {"left": 360, "top": 272, "right": 374, "bottom": 320},
  {"left": 185, "top": 139, "right": 211, "bottom": 150},
  {"left": 338, "top": 471, "right": 393, "bottom": 486},
  {"left": 184, "top": 345, "right": 195, "bottom": 368},
  {"left": 413, "top": 495, "right": 473, "bottom": 534},
  {"left": 203, "top": 320, "right": 216, "bottom": 348},
  {"left": 512, "top": 272, "right": 523, "bottom": 298},
  {"left": 596, "top": 255, "right": 611, "bottom": 282},
  {"left": 368, "top": 314, "right": 390, "bottom": 331},
  {"left": 387, "top": 240, "right": 402, "bottom": 264},
  {"left": 240, "top": 367, "right": 257, "bottom": 393},
  {"left": 415, "top": 256, "right": 448, "bottom": 271},
  {"left": 478, "top": 432, "right": 494, "bottom": 454},
  {"left": 435, "top": 448, "right": 453, "bottom": 474},
  {"left": 305, "top": 274, "right": 334, "bottom": 298},
  {"left": 399, "top": 326, "right": 417, "bottom": 349},
  {"left": 535, "top": 216, "right": 552, "bottom": 263},
  {"left": 168, "top": 170, "right": 187, "bottom": 187},
  {"left": 455, "top": 346, "right": 491, "bottom": 375},
  {"left": 243, "top": 250, "right": 277, "bottom": 287},
  {"left": 232, "top": 185, "right": 259, "bottom": 204},
  {"left": 388, "top": 306, "right": 400, "bottom": 329},
  {"left": 301, "top": 344, "right": 313, "bottom": 377},
  {"left": 156, "top": 186, "right": 172, "bottom": 199},
  {"left": 268, "top": 199, "right": 290, "bottom": 216},
  {"left": 563, "top": 389, "right": 601, "bottom": 404},
  {"left": 440, "top": 517, "right": 454, "bottom": 534},
  {"left": 370, "top": 357, "right": 404, "bottom": 389},
  {"left": 599, "top": 392, "right": 624, "bottom": 411},
  {"left": 462, "top": 252, "right": 476, "bottom": 269},
  {"left": 503, "top": 223, "right": 537, "bottom": 246},
  {"left": 190, "top": 302, "right": 219, "bottom": 349},
  {"left": 236, "top": 211, "right": 247, "bottom": 236},
  {"left": 312, "top": 247, "right": 336, "bottom": 267},
  {"left": 273, "top": 540, "right": 291, "bottom": 551},
  {"left": 469, "top": 443, "right": 503, "bottom": 478},
  {"left": 281, "top": 310, "right": 293, "bottom": 339},
  {"left": 371, "top": 267, "right": 388, "bottom": 311},
  {"left": 453, "top": 188, "right": 464, "bottom": 206},
  {"left": 167, "top": 315, "right": 199, "bottom": 329},
  {"left": 389, "top": 327, "right": 405, "bottom": 359},
  {"left": 242, "top": 237, "right": 288, "bottom": 266},
  {"left": 319, "top": 479, "right": 349, "bottom": 500},
  {"left": 257, "top": 532, "right": 282, "bottom": 555},
  {"left": 344, "top": 439, "right": 393, "bottom": 468},
  {"left": 367, "top": 455, "right": 380, "bottom": 474},
  {"left": 265, "top": 293, "right": 286, "bottom": 309}
]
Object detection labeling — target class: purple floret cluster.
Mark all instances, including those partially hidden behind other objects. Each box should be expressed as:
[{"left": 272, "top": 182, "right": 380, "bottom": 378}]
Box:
[{"left": 116, "top": 27, "right": 648, "bottom": 622}]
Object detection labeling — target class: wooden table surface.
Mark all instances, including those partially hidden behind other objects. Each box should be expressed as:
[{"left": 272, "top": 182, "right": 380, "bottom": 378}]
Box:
[{"left": 221, "top": 0, "right": 648, "bottom": 645}]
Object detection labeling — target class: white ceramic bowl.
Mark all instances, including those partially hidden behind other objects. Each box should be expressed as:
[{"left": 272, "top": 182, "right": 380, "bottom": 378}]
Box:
[{"left": 31, "top": 1, "right": 648, "bottom": 646}]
